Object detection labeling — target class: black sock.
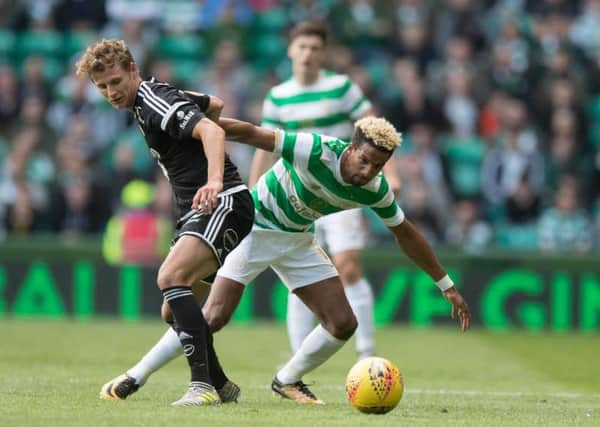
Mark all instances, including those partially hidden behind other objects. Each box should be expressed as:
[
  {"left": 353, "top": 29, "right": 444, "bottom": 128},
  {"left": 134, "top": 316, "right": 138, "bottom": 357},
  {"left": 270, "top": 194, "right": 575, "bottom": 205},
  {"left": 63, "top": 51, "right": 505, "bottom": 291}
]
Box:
[
  {"left": 163, "top": 287, "right": 211, "bottom": 384},
  {"left": 170, "top": 314, "right": 228, "bottom": 388},
  {"left": 207, "top": 332, "right": 228, "bottom": 389}
]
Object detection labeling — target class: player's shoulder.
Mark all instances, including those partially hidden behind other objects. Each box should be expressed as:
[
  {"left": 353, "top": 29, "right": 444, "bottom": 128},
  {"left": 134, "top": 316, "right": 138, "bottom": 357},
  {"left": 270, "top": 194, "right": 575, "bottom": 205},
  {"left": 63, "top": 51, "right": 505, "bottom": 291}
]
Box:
[
  {"left": 266, "top": 77, "right": 298, "bottom": 101},
  {"left": 321, "top": 69, "right": 353, "bottom": 87},
  {"left": 138, "top": 77, "right": 185, "bottom": 102}
]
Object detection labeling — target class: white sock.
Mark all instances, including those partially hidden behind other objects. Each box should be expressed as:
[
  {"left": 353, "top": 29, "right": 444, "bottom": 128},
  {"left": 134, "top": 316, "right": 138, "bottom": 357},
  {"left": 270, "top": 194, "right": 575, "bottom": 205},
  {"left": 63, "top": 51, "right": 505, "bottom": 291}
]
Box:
[
  {"left": 276, "top": 324, "right": 347, "bottom": 384},
  {"left": 345, "top": 278, "right": 375, "bottom": 357},
  {"left": 126, "top": 327, "right": 182, "bottom": 385},
  {"left": 286, "top": 293, "right": 316, "bottom": 352}
]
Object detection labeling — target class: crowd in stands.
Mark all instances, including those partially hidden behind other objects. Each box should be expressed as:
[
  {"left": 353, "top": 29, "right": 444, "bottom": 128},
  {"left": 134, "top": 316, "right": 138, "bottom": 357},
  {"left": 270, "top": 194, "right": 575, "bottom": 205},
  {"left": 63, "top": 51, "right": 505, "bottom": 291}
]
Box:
[{"left": 1, "top": 0, "right": 599, "bottom": 254}]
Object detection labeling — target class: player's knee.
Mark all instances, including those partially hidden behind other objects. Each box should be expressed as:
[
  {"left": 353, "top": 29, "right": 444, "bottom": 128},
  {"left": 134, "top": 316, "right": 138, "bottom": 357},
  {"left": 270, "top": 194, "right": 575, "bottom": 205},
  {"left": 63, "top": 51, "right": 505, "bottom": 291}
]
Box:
[
  {"left": 156, "top": 266, "right": 188, "bottom": 290},
  {"left": 203, "top": 304, "right": 231, "bottom": 333},
  {"left": 335, "top": 257, "right": 362, "bottom": 285},
  {"left": 327, "top": 311, "right": 357, "bottom": 341},
  {"left": 339, "top": 266, "right": 361, "bottom": 285},
  {"left": 161, "top": 301, "right": 173, "bottom": 324}
]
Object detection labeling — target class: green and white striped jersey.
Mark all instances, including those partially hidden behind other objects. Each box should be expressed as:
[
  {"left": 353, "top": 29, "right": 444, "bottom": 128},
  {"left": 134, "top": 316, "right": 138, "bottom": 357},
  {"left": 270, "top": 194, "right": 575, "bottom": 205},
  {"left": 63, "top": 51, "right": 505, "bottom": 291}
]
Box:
[
  {"left": 252, "top": 131, "right": 405, "bottom": 232},
  {"left": 261, "top": 70, "right": 372, "bottom": 140}
]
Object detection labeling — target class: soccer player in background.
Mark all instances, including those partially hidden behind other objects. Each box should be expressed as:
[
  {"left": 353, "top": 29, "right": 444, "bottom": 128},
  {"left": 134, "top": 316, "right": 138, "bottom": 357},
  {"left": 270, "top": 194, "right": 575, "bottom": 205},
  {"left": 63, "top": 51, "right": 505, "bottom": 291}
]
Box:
[
  {"left": 203, "top": 115, "right": 470, "bottom": 403},
  {"left": 76, "top": 39, "right": 254, "bottom": 406},
  {"left": 249, "top": 21, "right": 401, "bottom": 360}
]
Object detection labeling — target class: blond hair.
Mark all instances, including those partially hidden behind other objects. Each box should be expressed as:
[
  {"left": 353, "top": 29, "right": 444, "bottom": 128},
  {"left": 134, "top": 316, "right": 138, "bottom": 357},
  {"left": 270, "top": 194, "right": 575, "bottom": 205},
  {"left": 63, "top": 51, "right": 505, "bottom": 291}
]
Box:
[
  {"left": 354, "top": 117, "right": 402, "bottom": 151},
  {"left": 75, "top": 39, "right": 134, "bottom": 79}
]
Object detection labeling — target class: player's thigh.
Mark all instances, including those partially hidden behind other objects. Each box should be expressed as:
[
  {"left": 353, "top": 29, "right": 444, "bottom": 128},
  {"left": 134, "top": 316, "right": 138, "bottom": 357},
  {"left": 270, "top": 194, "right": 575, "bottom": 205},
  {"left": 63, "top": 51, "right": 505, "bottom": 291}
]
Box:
[
  {"left": 294, "top": 276, "right": 356, "bottom": 340},
  {"left": 270, "top": 232, "right": 337, "bottom": 291},
  {"left": 331, "top": 249, "right": 363, "bottom": 284},
  {"left": 157, "top": 235, "right": 219, "bottom": 289},
  {"left": 270, "top": 234, "right": 356, "bottom": 337},
  {"left": 316, "top": 209, "right": 368, "bottom": 254},
  {"left": 159, "top": 190, "right": 254, "bottom": 289}
]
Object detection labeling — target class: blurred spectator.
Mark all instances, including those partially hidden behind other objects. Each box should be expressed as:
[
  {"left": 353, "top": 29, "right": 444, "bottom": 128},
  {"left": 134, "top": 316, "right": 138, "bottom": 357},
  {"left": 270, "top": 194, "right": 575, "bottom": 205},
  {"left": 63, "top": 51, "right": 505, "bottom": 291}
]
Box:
[
  {"left": 103, "top": 178, "right": 172, "bottom": 266},
  {"left": 198, "top": 38, "right": 252, "bottom": 119},
  {"left": 400, "top": 178, "right": 444, "bottom": 244},
  {"left": 494, "top": 177, "right": 541, "bottom": 250},
  {"left": 285, "top": 0, "right": 332, "bottom": 24},
  {"left": 396, "top": 122, "right": 451, "bottom": 226},
  {"left": 505, "top": 177, "right": 542, "bottom": 224},
  {"left": 391, "top": 20, "right": 436, "bottom": 75},
  {"left": 428, "top": 36, "right": 485, "bottom": 101},
  {"left": 442, "top": 68, "right": 479, "bottom": 138},
  {"left": 0, "top": 65, "right": 21, "bottom": 131},
  {"left": 53, "top": 0, "right": 107, "bottom": 31},
  {"left": 445, "top": 198, "right": 493, "bottom": 251},
  {"left": 384, "top": 74, "right": 449, "bottom": 134},
  {"left": 432, "top": 0, "right": 486, "bottom": 55},
  {"left": 332, "top": 0, "right": 395, "bottom": 59},
  {"left": 50, "top": 174, "right": 111, "bottom": 236},
  {"left": 570, "top": 0, "right": 600, "bottom": 61},
  {"left": 479, "top": 89, "right": 508, "bottom": 139},
  {"left": 537, "top": 175, "right": 593, "bottom": 252},
  {"left": 106, "top": 0, "right": 161, "bottom": 23},
  {"left": 20, "top": 55, "right": 51, "bottom": 101},
  {"left": 481, "top": 97, "right": 544, "bottom": 214},
  {"left": 3, "top": 179, "right": 40, "bottom": 234}
]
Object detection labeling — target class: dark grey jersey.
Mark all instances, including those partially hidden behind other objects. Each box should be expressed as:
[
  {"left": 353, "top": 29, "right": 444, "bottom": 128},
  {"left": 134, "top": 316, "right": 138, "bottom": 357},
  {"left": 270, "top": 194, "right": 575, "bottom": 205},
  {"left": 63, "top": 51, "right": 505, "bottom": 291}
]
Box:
[{"left": 132, "top": 78, "right": 244, "bottom": 216}]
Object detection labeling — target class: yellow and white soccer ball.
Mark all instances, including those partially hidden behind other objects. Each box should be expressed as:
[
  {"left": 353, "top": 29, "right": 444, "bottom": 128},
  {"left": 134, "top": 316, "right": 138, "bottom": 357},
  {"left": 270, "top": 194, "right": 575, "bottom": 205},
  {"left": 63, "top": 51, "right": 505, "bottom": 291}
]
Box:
[{"left": 345, "top": 356, "right": 403, "bottom": 414}]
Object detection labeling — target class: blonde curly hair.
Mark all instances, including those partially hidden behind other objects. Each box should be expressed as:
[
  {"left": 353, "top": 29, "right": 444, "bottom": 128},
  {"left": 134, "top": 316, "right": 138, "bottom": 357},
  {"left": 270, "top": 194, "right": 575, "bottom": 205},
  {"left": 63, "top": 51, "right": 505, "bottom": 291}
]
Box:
[
  {"left": 75, "top": 39, "right": 134, "bottom": 79},
  {"left": 354, "top": 117, "right": 402, "bottom": 152}
]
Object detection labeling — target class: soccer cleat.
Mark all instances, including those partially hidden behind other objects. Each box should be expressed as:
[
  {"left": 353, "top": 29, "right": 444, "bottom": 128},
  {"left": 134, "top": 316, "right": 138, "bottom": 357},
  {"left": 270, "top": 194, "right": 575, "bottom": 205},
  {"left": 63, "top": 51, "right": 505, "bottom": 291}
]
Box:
[
  {"left": 271, "top": 377, "right": 324, "bottom": 404},
  {"left": 171, "top": 382, "right": 222, "bottom": 407},
  {"left": 217, "top": 380, "right": 241, "bottom": 403},
  {"left": 99, "top": 374, "right": 140, "bottom": 400}
]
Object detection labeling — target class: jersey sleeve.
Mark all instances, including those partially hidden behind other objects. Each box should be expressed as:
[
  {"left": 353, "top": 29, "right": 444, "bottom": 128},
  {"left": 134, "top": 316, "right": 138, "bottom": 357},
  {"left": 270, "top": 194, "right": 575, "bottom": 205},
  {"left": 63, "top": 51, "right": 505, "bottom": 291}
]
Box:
[
  {"left": 261, "top": 92, "right": 283, "bottom": 129},
  {"left": 343, "top": 77, "right": 372, "bottom": 120},
  {"left": 138, "top": 81, "right": 205, "bottom": 141},
  {"left": 183, "top": 90, "right": 210, "bottom": 112},
  {"left": 273, "top": 131, "right": 318, "bottom": 164},
  {"left": 369, "top": 177, "right": 405, "bottom": 227}
]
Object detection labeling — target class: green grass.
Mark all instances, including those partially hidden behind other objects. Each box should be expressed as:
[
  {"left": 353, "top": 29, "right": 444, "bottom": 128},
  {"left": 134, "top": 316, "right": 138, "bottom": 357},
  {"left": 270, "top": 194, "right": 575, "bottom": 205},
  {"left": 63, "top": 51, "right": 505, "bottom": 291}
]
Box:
[{"left": 0, "top": 319, "right": 599, "bottom": 426}]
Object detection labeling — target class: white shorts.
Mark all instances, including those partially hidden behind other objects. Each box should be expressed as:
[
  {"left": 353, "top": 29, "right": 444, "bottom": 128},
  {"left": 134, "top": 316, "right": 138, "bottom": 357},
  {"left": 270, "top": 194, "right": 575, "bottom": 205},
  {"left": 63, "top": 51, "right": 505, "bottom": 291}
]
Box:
[
  {"left": 217, "top": 226, "right": 339, "bottom": 290},
  {"left": 315, "top": 209, "right": 368, "bottom": 254}
]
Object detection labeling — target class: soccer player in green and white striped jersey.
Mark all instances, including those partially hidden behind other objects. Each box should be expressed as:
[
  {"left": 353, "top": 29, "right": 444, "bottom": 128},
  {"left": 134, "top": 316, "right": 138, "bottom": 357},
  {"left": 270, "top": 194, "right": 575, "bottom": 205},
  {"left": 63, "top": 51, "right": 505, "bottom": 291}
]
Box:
[
  {"left": 203, "top": 116, "right": 471, "bottom": 404},
  {"left": 250, "top": 21, "right": 401, "bottom": 360}
]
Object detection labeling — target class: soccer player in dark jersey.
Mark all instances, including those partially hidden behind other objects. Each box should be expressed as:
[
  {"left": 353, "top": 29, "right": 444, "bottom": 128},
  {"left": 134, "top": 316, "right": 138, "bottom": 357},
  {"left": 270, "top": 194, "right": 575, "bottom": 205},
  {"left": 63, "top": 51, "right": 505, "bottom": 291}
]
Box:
[{"left": 75, "top": 39, "right": 254, "bottom": 406}]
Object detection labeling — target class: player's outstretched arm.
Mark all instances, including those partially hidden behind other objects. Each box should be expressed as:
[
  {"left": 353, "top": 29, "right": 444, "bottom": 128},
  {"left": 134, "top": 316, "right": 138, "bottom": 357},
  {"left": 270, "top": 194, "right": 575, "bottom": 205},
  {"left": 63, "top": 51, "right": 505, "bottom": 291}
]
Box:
[
  {"left": 191, "top": 118, "right": 225, "bottom": 212},
  {"left": 184, "top": 91, "right": 224, "bottom": 122},
  {"left": 218, "top": 117, "right": 277, "bottom": 152},
  {"left": 389, "top": 219, "right": 471, "bottom": 331}
]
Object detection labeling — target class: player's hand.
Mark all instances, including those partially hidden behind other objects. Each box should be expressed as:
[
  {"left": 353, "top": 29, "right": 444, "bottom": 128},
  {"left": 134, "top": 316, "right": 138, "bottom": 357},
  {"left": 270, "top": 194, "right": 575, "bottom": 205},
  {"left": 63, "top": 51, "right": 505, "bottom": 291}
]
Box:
[
  {"left": 192, "top": 178, "right": 223, "bottom": 214},
  {"left": 443, "top": 286, "right": 471, "bottom": 332}
]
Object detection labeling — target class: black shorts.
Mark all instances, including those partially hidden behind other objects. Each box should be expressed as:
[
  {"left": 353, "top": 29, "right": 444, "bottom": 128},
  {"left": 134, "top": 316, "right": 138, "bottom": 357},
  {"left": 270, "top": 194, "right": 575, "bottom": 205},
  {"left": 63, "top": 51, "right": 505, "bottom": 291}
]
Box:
[{"left": 172, "top": 186, "right": 254, "bottom": 267}]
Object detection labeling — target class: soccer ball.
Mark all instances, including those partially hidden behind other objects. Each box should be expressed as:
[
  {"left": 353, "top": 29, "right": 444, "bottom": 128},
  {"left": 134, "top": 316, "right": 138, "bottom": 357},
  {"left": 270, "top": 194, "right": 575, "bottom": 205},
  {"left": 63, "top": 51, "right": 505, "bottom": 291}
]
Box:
[{"left": 345, "top": 356, "right": 403, "bottom": 414}]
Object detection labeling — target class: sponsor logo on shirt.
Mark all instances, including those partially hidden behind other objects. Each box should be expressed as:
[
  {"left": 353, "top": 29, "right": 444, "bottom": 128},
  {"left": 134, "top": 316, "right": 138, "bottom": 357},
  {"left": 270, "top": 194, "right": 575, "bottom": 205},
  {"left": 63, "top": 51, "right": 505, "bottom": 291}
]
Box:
[{"left": 177, "top": 110, "right": 195, "bottom": 130}]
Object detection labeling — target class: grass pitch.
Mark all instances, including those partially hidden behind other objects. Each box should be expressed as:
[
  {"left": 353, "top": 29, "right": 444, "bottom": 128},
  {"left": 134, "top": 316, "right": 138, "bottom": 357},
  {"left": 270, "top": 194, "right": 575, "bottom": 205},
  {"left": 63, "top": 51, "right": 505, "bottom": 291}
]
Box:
[{"left": 0, "top": 319, "right": 598, "bottom": 426}]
